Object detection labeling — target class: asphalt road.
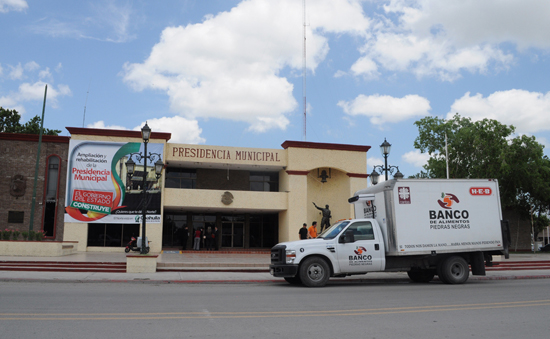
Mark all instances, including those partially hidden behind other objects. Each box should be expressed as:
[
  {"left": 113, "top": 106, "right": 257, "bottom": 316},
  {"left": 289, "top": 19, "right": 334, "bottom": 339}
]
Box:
[{"left": 1, "top": 279, "right": 548, "bottom": 339}]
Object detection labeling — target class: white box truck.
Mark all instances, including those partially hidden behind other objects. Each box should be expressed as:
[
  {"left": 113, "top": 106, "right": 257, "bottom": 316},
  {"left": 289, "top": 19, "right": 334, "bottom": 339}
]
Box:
[{"left": 269, "top": 179, "right": 510, "bottom": 287}]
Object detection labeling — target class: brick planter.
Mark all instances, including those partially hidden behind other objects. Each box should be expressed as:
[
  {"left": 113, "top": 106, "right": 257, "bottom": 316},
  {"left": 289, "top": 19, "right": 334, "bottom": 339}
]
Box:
[
  {"left": 0, "top": 241, "right": 78, "bottom": 256},
  {"left": 126, "top": 254, "right": 159, "bottom": 273}
]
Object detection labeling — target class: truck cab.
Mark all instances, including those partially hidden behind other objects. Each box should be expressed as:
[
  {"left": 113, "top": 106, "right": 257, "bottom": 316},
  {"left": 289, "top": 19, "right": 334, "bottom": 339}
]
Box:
[{"left": 270, "top": 219, "right": 386, "bottom": 287}]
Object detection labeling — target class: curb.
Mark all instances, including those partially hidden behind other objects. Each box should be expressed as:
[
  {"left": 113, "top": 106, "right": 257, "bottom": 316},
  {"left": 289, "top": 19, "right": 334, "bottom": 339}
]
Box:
[{"left": 1, "top": 274, "right": 550, "bottom": 285}]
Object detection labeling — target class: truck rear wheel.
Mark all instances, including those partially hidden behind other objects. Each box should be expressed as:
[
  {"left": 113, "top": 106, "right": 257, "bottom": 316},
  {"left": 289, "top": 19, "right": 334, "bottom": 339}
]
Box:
[
  {"left": 407, "top": 269, "right": 435, "bottom": 283},
  {"left": 437, "top": 256, "right": 469, "bottom": 284},
  {"left": 299, "top": 257, "right": 330, "bottom": 287}
]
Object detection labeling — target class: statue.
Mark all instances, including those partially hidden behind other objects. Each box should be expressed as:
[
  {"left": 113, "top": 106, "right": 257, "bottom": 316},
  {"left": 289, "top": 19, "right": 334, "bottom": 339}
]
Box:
[{"left": 313, "top": 202, "right": 331, "bottom": 232}]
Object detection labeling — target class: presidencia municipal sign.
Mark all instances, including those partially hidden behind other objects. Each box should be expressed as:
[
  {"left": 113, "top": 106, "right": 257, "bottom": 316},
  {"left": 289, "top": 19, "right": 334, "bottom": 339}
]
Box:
[{"left": 64, "top": 140, "right": 164, "bottom": 224}]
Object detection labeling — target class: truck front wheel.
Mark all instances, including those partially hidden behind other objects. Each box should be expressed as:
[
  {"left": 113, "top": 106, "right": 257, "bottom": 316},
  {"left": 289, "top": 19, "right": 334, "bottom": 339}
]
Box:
[
  {"left": 438, "top": 256, "right": 469, "bottom": 284},
  {"left": 299, "top": 257, "right": 330, "bottom": 287}
]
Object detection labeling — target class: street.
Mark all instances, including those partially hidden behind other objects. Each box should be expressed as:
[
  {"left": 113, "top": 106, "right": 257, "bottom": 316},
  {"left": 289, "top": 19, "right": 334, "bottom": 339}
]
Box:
[{"left": 1, "top": 279, "right": 548, "bottom": 338}]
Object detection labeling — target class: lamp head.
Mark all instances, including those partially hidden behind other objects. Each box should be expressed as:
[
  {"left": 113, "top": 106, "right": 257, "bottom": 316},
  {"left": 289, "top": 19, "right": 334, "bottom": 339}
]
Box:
[
  {"left": 369, "top": 169, "right": 379, "bottom": 185},
  {"left": 141, "top": 122, "right": 151, "bottom": 142},
  {"left": 154, "top": 159, "right": 164, "bottom": 179},
  {"left": 126, "top": 157, "right": 135, "bottom": 176},
  {"left": 380, "top": 138, "right": 391, "bottom": 156}
]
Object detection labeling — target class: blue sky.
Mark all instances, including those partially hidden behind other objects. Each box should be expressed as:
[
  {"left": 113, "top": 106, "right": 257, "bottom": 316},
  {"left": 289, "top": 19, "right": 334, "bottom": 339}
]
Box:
[{"left": 2, "top": 0, "right": 550, "bottom": 180}]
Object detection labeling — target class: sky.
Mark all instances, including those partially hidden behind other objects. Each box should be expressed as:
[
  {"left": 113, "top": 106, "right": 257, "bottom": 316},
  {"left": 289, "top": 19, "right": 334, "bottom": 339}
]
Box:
[{"left": 2, "top": 0, "right": 550, "bottom": 180}]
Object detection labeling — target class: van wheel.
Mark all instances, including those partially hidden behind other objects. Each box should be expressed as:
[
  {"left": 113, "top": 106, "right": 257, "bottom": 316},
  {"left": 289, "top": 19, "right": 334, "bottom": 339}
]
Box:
[
  {"left": 407, "top": 269, "right": 435, "bottom": 283},
  {"left": 438, "top": 256, "right": 469, "bottom": 284},
  {"left": 284, "top": 276, "right": 302, "bottom": 285},
  {"left": 299, "top": 257, "right": 330, "bottom": 287}
]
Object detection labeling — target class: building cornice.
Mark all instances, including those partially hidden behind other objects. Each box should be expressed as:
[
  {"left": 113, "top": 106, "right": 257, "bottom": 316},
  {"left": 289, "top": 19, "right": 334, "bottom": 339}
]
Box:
[
  {"left": 347, "top": 173, "right": 370, "bottom": 178},
  {"left": 66, "top": 127, "right": 172, "bottom": 141},
  {"left": 286, "top": 170, "right": 310, "bottom": 175},
  {"left": 0, "top": 132, "right": 70, "bottom": 143},
  {"left": 281, "top": 140, "right": 371, "bottom": 152}
]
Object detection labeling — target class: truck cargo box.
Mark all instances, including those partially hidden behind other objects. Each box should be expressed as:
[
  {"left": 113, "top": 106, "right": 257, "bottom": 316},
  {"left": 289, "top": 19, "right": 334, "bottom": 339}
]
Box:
[{"left": 350, "top": 179, "right": 504, "bottom": 256}]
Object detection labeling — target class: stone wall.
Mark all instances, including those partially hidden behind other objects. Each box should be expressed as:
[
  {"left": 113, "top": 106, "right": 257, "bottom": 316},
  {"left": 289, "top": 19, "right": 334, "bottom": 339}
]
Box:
[{"left": 502, "top": 208, "right": 533, "bottom": 251}]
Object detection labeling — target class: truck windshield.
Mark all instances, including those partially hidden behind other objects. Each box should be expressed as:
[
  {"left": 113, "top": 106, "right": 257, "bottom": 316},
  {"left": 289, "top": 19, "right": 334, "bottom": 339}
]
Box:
[{"left": 318, "top": 220, "right": 350, "bottom": 240}]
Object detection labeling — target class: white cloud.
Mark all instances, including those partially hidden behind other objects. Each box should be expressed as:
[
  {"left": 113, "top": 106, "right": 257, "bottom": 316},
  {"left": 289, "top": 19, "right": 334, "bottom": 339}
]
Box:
[
  {"left": 402, "top": 149, "right": 430, "bottom": 168},
  {"left": 367, "top": 156, "right": 384, "bottom": 168},
  {"left": 0, "top": 0, "right": 27, "bottom": 13},
  {"left": 0, "top": 60, "right": 71, "bottom": 113},
  {"left": 347, "top": 0, "right": 550, "bottom": 81},
  {"left": 39, "top": 67, "right": 52, "bottom": 80},
  {"left": 388, "top": 0, "right": 550, "bottom": 50},
  {"left": 29, "top": 1, "right": 134, "bottom": 42},
  {"left": 338, "top": 94, "right": 431, "bottom": 125},
  {"left": 122, "top": 0, "right": 370, "bottom": 133},
  {"left": 133, "top": 116, "right": 205, "bottom": 144},
  {"left": 8, "top": 63, "right": 24, "bottom": 80},
  {"left": 448, "top": 90, "right": 550, "bottom": 134},
  {"left": 87, "top": 121, "right": 127, "bottom": 130},
  {"left": 16, "top": 82, "right": 71, "bottom": 109}
]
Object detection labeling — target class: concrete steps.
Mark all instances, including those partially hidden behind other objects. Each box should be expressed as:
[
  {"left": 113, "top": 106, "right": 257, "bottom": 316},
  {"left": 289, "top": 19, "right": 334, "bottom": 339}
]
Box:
[
  {"left": 487, "top": 260, "right": 550, "bottom": 271},
  {"left": 0, "top": 261, "right": 127, "bottom": 273}
]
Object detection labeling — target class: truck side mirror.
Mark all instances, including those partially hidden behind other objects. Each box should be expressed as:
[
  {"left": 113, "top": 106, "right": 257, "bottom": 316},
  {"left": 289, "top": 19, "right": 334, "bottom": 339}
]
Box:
[{"left": 343, "top": 230, "right": 355, "bottom": 243}]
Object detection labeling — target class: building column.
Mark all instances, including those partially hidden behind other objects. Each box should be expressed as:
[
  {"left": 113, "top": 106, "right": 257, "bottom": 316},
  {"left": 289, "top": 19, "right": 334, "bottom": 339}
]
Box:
[{"left": 279, "top": 171, "right": 309, "bottom": 242}]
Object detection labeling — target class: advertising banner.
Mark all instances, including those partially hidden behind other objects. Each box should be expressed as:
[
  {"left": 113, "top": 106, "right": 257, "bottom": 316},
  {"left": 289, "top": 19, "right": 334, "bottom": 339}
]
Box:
[{"left": 64, "top": 140, "right": 164, "bottom": 224}]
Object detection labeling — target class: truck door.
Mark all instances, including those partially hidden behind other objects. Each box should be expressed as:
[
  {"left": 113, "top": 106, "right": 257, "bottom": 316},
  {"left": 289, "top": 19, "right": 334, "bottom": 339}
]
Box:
[{"left": 336, "top": 221, "right": 384, "bottom": 273}]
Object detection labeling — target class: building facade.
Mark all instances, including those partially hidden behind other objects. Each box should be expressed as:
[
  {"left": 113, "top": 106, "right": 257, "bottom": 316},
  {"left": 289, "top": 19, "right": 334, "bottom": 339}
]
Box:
[
  {"left": 3, "top": 127, "right": 373, "bottom": 252},
  {"left": 0, "top": 133, "right": 70, "bottom": 241}
]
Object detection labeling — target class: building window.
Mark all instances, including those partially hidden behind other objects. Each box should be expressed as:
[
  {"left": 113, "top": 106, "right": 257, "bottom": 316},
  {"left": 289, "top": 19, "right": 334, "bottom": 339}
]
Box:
[
  {"left": 87, "top": 223, "right": 139, "bottom": 247},
  {"left": 165, "top": 168, "right": 197, "bottom": 189},
  {"left": 250, "top": 172, "right": 279, "bottom": 192},
  {"left": 8, "top": 211, "right": 24, "bottom": 223}
]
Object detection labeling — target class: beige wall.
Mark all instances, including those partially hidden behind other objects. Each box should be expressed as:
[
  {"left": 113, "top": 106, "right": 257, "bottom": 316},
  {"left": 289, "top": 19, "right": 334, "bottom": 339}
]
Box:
[
  {"left": 64, "top": 132, "right": 371, "bottom": 249},
  {"left": 286, "top": 147, "right": 367, "bottom": 174},
  {"left": 164, "top": 188, "right": 287, "bottom": 211}
]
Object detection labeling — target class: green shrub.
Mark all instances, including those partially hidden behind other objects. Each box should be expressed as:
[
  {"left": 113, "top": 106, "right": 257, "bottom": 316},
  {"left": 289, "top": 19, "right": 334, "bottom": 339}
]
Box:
[
  {"left": 35, "top": 231, "right": 45, "bottom": 241},
  {"left": 2, "top": 229, "right": 11, "bottom": 240},
  {"left": 21, "top": 231, "right": 29, "bottom": 240},
  {"left": 12, "top": 230, "right": 20, "bottom": 241},
  {"left": 28, "top": 230, "right": 36, "bottom": 241}
]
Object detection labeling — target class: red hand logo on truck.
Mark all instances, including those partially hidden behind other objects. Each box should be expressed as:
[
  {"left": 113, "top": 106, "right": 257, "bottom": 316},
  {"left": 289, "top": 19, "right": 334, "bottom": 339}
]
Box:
[
  {"left": 437, "top": 193, "right": 459, "bottom": 209},
  {"left": 354, "top": 246, "right": 367, "bottom": 255}
]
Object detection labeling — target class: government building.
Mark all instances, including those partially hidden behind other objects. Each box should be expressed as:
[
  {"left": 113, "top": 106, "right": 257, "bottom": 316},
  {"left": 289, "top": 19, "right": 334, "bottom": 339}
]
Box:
[{"left": 2, "top": 127, "right": 374, "bottom": 252}]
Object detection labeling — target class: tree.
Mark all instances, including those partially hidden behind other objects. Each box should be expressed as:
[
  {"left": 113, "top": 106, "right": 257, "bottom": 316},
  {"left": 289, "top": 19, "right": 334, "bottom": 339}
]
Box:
[
  {"left": 413, "top": 114, "right": 550, "bottom": 213},
  {"left": 0, "top": 107, "right": 61, "bottom": 135}
]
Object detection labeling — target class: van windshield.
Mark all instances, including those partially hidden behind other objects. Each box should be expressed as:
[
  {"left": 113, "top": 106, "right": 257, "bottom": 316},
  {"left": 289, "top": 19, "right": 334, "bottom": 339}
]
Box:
[{"left": 318, "top": 220, "right": 350, "bottom": 240}]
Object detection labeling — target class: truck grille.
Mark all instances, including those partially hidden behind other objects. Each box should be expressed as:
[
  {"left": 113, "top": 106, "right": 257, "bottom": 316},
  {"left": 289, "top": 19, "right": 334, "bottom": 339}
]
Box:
[{"left": 270, "top": 245, "right": 286, "bottom": 264}]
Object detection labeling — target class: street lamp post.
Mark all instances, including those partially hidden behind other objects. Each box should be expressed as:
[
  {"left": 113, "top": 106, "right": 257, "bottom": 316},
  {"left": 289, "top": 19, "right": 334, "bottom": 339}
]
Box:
[
  {"left": 125, "top": 122, "right": 164, "bottom": 254},
  {"left": 370, "top": 138, "right": 404, "bottom": 185}
]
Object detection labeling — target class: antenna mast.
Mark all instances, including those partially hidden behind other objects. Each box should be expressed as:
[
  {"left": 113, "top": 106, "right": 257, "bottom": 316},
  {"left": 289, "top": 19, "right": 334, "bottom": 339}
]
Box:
[
  {"left": 83, "top": 80, "right": 91, "bottom": 127},
  {"left": 302, "top": 0, "right": 307, "bottom": 141}
]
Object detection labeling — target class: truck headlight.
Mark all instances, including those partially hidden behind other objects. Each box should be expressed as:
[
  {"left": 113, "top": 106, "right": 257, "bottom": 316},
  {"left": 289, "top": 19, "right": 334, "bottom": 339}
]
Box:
[{"left": 286, "top": 249, "right": 296, "bottom": 264}]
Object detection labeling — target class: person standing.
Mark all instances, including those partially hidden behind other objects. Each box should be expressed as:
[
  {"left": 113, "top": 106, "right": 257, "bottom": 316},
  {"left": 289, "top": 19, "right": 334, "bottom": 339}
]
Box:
[
  {"left": 182, "top": 226, "right": 189, "bottom": 251},
  {"left": 308, "top": 221, "right": 318, "bottom": 239},
  {"left": 214, "top": 226, "right": 220, "bottom": 250},
  {"left": 205, "top": 227, "right": 213, "bottom": 251},
  {"left": 299, "top": 223, "right": 308, "bottom": 240},
  {"left": 193, "top": 228, "right": 201, "bottom": 251}
]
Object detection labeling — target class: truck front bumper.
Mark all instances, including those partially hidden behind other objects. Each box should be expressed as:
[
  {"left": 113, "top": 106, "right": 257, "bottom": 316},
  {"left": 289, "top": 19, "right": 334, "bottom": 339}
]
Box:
[{"left": 269, "top": 264, "right": 299, "bottom": 277}]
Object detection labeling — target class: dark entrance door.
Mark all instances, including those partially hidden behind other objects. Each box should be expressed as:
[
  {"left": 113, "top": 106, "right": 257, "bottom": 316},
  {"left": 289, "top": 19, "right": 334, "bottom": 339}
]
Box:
[{"left": 221, "top": 221, "right": 244, "bottom": 248}]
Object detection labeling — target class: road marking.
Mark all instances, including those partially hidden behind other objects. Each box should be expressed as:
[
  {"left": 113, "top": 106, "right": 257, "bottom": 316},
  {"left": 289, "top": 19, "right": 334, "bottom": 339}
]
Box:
[{"left": 1, "top": 299, "right": 549, "bottom": 321}]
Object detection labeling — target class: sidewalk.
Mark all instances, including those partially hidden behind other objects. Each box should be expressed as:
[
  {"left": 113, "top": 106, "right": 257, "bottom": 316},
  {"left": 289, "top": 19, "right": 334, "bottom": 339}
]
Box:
[{"left": 0, "top": 251, "right": 549, "bottom": 284}]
